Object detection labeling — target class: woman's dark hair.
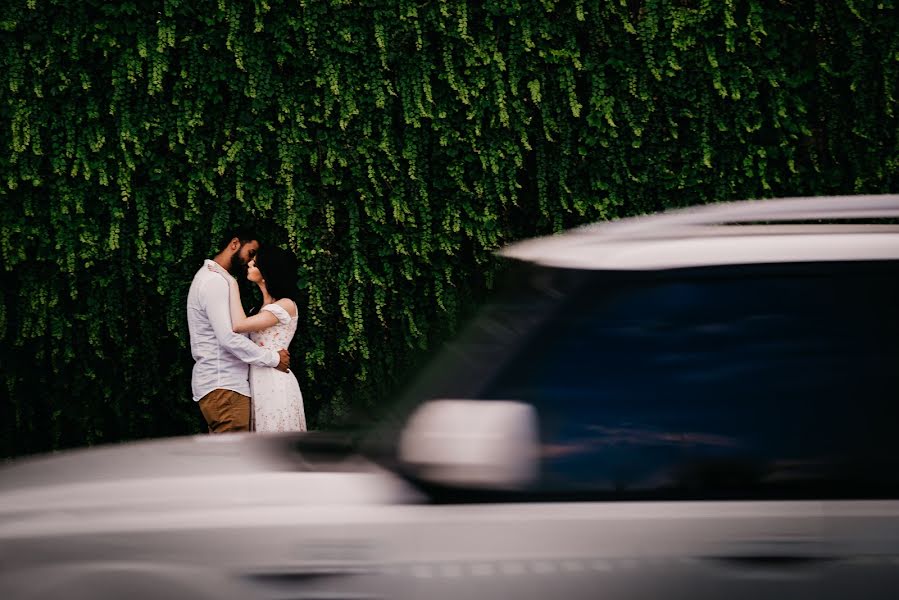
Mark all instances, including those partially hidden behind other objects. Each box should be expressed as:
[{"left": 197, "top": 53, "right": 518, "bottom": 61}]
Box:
[{"left": 255, "top": 245, "right": 299, "bottom": 302}]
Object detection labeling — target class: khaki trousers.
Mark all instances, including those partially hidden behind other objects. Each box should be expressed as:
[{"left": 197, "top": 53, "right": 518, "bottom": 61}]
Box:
[{"left": 198, "top": 389, "right": 251, "bottom": 433}]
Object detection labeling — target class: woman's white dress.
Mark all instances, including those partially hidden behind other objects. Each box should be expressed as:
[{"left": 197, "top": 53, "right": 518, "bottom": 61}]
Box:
[{"left": 249, "top": 303, "right": 307, "bottom": 432}]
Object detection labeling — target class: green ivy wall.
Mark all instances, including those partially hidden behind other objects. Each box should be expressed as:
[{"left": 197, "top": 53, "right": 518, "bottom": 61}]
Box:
[{"left": 1, "top": 0, "right": 896, "bottom": 457}]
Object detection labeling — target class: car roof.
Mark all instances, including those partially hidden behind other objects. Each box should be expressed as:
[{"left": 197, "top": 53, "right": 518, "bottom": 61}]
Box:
[{"left": 498, "top": 195, "right": 899, "bottom": 270}]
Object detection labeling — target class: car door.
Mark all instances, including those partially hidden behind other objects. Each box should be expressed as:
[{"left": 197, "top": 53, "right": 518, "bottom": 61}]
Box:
[
  {"left": 361, "top": 500, "right": 897, "bottom": 600},
  {"left": 372, "top": 260, "right": 899, "bottom": 599}
]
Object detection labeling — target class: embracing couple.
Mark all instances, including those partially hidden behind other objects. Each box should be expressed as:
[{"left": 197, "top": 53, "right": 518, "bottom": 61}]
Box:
[{"left": 186, "top": 228, "right": 307, "bottom": 433}]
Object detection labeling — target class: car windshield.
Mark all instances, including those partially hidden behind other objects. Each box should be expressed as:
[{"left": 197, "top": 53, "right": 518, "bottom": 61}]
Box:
[{"left": 362, "top": 260, "right": 579, "bottom": 454}]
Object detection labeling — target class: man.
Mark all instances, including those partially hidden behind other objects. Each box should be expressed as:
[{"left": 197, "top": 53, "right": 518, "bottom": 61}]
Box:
[{"left": 187, "top": 228, "right": 290, "bottom": 433}]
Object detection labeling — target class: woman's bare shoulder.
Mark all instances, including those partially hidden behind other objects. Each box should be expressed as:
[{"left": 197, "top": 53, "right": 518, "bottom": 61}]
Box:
[{"left": 274, "top": 297, "right": 298, "bottom": 318}]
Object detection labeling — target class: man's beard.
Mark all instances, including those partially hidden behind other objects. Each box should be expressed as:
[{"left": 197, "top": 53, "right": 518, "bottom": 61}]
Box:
[{"left": 228, "top": 250, "right": 249, "bottom": 279}]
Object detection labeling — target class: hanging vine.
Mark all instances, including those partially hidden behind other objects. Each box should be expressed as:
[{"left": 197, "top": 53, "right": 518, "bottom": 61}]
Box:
[{"left": 1, "top": 0, "right": 896, "bottom": 457}]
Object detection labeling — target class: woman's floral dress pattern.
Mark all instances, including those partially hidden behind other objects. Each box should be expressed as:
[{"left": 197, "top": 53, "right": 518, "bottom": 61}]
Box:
[{"left": 249, "top": 302, "right": 307, "bottom": 432}]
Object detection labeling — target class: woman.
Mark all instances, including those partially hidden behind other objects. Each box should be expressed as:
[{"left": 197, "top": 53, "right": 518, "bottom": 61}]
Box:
[{"left": 209, "top": 246, "right": 307, "bottom": 432}]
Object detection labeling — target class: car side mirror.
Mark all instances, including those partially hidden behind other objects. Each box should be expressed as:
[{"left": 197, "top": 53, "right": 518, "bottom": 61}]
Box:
[{"left": 398, "top": 399, "right": 539, "bottom": 490}]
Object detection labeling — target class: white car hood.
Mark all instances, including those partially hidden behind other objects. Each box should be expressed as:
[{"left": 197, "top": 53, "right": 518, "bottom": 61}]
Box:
[{"left": 0, "top": 433, "right": 420, "bottom": 523}]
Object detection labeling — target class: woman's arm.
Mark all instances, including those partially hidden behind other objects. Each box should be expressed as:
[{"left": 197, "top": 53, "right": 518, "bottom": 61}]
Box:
[
  {"left": 202, "top": 277, "right": 280, "bottom": 368},
  {"left": 226, "top": 278, "right": 278, "bottom": 333}
]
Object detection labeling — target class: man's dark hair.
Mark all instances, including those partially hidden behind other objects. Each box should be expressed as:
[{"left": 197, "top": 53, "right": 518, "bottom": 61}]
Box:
[
  {"left": 254, "top": 246, "right": 299, "bottom": 303},
  {"left": 217, "top": 227, "right": 259, "bottom": 252}
]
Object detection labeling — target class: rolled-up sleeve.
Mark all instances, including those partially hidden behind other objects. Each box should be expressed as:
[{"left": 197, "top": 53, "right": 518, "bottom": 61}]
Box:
[{"left": 201, "top": 276, "right": 280, "bottom": 368}]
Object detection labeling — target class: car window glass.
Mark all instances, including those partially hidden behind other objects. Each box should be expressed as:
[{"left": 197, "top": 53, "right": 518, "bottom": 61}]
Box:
[{"left": 481, "top": 263, "right": 899, "bottom": 499}]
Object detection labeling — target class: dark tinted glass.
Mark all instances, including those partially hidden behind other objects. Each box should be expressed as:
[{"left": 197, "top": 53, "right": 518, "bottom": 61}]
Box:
[{"left": 475, "top": 262, "right": 899, "bottom": 499}]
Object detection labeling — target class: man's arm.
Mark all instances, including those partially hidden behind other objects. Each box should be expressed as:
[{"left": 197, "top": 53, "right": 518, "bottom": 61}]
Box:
[{"left": 202, "top": 276, "right": 282, "bottom": 368}]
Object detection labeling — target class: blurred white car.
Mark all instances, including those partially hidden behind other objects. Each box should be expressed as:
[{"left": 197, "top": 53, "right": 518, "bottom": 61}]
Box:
[{"left": 2, "top": 195, "right": 899, "bottom": 600}]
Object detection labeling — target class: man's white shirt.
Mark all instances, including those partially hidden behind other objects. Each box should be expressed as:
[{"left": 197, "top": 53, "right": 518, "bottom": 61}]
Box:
[{"left": 187, "top": 260, "right": 280, "bottom": 402}]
